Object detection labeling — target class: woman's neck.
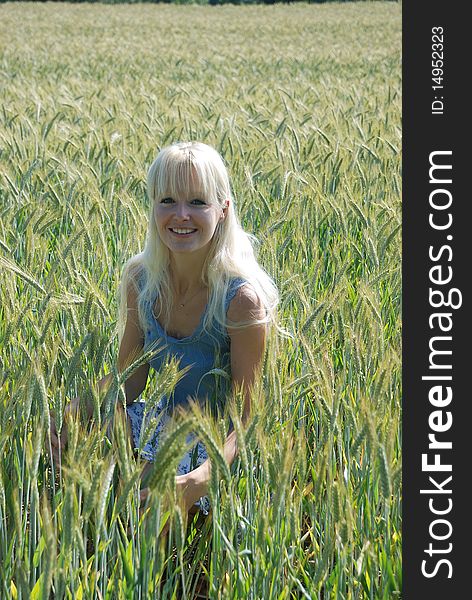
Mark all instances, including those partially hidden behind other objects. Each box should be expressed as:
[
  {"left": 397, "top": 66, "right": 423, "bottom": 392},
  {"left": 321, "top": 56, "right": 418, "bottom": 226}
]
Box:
[{"left": 169, "top": 251, "right": 207, "bottom": 294}]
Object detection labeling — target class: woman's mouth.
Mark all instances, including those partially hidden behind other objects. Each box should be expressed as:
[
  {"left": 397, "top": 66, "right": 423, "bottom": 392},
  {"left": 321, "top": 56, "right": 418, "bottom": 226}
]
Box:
[{"left": 169, "top": 227, "right": 197, "bottom": 236}]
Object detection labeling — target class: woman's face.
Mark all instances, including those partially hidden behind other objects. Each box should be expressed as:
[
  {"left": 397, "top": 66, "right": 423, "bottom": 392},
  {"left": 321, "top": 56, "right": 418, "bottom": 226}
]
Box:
[{"left": 153, "top": 186, "right": 224, "bottom": 257}]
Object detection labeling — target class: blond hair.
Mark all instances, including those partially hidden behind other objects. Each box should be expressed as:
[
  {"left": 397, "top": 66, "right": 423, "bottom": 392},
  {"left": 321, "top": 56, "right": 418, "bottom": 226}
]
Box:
[{"left": 118, "top": 141, "right": 278, "bottom": 341}]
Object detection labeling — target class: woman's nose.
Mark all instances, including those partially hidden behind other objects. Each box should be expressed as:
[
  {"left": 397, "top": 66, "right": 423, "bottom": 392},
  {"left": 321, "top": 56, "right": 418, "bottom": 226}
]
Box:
[{"left": 174, "top": 203, "right": 190, "bottom": 219}]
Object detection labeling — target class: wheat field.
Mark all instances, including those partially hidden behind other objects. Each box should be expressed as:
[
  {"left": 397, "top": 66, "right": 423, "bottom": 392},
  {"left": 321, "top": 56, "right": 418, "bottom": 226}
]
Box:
[{"left": 0, "top": 2, "right": 401, "bottom": 599}]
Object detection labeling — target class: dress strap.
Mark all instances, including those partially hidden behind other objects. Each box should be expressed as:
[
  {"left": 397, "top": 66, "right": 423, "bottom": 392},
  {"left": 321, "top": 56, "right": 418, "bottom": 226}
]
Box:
[
  {"left": 132, "top": 264, "right": 146, "bottom": 293},
  {"left": 225, "top": 277, "right": 247, "bottom": 312}
]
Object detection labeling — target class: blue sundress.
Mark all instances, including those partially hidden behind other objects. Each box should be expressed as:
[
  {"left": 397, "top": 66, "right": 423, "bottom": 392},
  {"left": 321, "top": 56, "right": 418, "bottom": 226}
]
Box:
[{"left": 126, "top": 274, "right": 246, "bottom": 514}]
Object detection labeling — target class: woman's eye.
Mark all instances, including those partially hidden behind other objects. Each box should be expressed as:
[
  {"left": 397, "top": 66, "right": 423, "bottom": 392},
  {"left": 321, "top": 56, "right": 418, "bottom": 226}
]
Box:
[{"left": 160, "top": 197, "right": 174, "bottom": 204}]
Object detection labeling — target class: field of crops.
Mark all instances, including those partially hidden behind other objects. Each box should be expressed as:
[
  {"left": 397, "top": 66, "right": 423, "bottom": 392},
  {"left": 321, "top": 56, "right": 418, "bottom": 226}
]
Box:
[{"left": 0, "top": 2, "right": 401, "bottom": 598}]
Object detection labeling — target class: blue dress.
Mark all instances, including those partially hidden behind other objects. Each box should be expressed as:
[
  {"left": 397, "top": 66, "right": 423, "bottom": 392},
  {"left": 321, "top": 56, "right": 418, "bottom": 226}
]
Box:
[{"left": 126, "top": 275, "right": 246, "bottom": 514}]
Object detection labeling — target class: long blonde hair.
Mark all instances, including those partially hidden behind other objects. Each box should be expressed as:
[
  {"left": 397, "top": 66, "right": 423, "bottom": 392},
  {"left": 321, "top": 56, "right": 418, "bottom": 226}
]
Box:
[{"left": 118, "top": 141, "right": 278, "bottom": 341}]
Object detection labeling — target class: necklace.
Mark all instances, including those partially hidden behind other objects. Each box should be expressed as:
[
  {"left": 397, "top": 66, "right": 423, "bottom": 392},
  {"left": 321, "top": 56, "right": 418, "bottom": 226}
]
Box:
[{"left": 176, "top": 286, "right": 206, "bottom": 308}]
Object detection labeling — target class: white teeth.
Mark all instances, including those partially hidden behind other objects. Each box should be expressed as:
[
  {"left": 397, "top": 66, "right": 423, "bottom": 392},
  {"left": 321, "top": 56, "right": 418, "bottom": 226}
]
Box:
[{"left": 171, "top": 228, "right": 196, "bottom": 234}]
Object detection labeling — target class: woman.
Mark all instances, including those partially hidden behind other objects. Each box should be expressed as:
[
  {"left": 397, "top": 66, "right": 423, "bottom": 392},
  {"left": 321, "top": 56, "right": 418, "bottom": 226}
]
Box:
[{"left": 50, "top": 141, "right": 278, "bottom": 521}]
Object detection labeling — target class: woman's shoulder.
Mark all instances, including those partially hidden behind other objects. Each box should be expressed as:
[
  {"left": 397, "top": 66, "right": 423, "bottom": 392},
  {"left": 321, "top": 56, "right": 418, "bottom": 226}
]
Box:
[
  {"left": 226, "top": 280, "right": 265, "bottom": 324},
  {"left": 121, "top": 259, "right": 149, "bottom": 313},
  {"left": 124, "top": 258, "right": 146, "bottom": 292}
]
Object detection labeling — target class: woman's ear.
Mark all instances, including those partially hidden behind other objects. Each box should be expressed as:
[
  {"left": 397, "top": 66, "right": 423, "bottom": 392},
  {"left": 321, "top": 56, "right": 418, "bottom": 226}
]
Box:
[{"left": 220, "top": 199, "right": 230, "bottom": 220}]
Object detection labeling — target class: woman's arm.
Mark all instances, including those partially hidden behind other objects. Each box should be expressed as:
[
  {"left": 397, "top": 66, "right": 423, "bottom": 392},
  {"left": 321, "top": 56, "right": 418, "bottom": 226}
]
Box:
[
  {"left": 77, "top": 277, "right": 150, "bottom": 411},
  {"left": 117, "top": 277, "right": 150, "bottom": 405},
  {"left": 50, "top": 275, "right": 149, "bottom": 460},
  {"left": 175, "top": 284, "right": 267, "bottom": 508}
]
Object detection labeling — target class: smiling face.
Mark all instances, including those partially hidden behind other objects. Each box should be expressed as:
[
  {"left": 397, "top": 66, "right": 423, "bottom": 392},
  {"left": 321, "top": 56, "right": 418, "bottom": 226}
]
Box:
[
  {"left": 154, "top": 187, "right": 224, "bottom": 257},
  {"left": 147, "top": 142, "right": 232, "bottom": 262}
]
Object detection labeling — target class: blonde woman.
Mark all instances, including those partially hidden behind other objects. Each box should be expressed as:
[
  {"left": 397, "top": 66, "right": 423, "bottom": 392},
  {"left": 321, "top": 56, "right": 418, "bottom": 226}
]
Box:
[{"left": 50, "top": 141, "right": 278, "bottom": 520}]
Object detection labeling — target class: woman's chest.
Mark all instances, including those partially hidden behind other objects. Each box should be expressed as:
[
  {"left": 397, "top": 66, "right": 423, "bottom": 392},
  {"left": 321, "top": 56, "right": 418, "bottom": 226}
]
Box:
[{"left": 153, "top": 296, "right": 208, "bottom": 339}]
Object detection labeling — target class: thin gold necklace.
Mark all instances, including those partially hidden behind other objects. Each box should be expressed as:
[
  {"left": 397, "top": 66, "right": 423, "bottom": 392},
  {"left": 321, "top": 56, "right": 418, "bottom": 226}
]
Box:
[{"left": 176, "top": 286, "right": 206, "bottom": 308}]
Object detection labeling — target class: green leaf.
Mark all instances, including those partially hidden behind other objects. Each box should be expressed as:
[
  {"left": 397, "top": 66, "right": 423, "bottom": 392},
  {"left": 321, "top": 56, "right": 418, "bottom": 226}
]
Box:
[
  {"left": 32, "top": 536, "right": 46, "bottom": 568},
  {"left": 118, "top": 537, "right": 135, "bottom": 587},
  {"left": 29, "top": 574, "right": 43, "bottom": 600}
]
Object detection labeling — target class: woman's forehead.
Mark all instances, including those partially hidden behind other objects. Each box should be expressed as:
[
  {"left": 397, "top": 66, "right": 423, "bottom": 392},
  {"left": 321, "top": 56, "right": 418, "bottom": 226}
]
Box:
[
  {"left": 162, "top": 185, "right": 207, "bottom": 200},
  {"left": 160, "top": 166, "right": 212, "bottom": 199}
]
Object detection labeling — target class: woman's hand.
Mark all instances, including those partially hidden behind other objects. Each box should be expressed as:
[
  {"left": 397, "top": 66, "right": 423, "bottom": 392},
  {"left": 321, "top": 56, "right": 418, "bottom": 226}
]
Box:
[
  {"left": 49, "top": 397, "right": 80, "bottom": 466},
  {"left": 139, "top": 474, "right": 205, "bottom": 516},
  {"left": 137, "top": 473, "right": 205, "bottom": 536},
  {"left": 139, "top": 487, "right": 151, "bottom": 518},
  {"left": 175, "top": 472, "right": 207, "bottom": 513}
]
